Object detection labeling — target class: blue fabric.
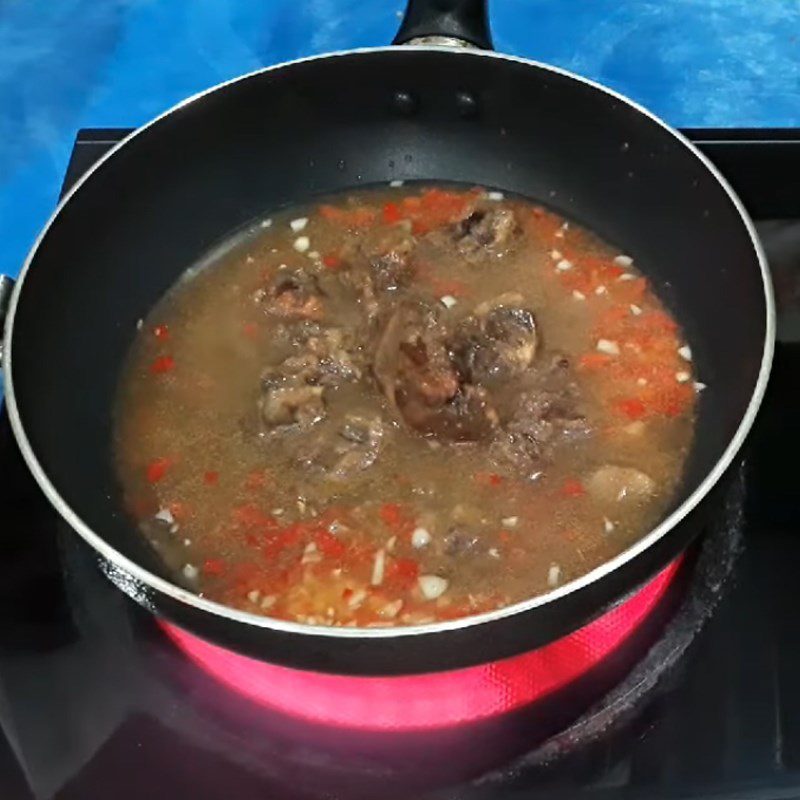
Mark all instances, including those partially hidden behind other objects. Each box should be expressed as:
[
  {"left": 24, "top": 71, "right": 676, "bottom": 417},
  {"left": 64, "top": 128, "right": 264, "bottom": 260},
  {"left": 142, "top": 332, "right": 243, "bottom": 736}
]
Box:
[{"left": 1, "top": 0, "right": 799, "bottom": 276}]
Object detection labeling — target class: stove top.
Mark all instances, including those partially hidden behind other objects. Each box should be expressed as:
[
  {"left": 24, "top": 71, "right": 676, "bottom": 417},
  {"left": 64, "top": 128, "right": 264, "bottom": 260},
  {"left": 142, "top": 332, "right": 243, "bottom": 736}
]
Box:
[{"left": 2, "top": 128, "right": 800, "bottom": 800}]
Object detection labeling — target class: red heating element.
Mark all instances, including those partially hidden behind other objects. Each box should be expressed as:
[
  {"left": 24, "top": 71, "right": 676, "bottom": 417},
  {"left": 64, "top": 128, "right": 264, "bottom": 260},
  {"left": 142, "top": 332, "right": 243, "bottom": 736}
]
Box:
[{"left": 162, "top": 558, "right": 681, "bottom": 732}]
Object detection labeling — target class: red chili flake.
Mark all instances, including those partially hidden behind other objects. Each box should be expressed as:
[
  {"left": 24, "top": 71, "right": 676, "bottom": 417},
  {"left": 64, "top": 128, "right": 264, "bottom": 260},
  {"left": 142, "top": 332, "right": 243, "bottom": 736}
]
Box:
[
  {"left": 498, "top": 530, "right": 512, "bottom": 544},
  {"left": 561, "top": 479, "right": 586, "bottom": 498},
  {"left": 316, "top": 529, "right": 345, "bottom": 558},
  {"left": 202, "top": 558, "right": 226, "bottom": 577},
  {"left": 615, "top": 397, "right": 647, "bottom": 420},
  {"left": 145, "top": 457, "right": 171, "bottom": 484},
  {"left": 474, "top": 472, "right": 503, "bottom": 487},
  {"left": 153, "top": 324, "right": 170, "bottom": 341},
  {"left": 203, "top": 470, "right": 219, "bottom": 486},
  {"left": 379, "top": 503, "right": 404, "bottom": 528},
  {"left": 341, "top": 587, "right": 354, "bottom": 602},
  {"left": 242, "top": 322, "right": 259, "bottom": 340},
  {"left": 385, "top": 557, "right": 419, "bottom": 589},
  {"left": 150, "top": 355, "right": 175, "bottom": 374},
  {"left": 383, "top": 201, "right": 403, "bottom": 224},
  {"left": 322, "top": 254, "right": 342, "bottom": 270}
]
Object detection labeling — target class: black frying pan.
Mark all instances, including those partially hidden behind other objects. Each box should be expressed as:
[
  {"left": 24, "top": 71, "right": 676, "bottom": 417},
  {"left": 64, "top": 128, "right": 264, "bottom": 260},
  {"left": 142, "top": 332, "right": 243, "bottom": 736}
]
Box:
[{"left": 0, "top": 0, "right": 773, "bottom": 675}]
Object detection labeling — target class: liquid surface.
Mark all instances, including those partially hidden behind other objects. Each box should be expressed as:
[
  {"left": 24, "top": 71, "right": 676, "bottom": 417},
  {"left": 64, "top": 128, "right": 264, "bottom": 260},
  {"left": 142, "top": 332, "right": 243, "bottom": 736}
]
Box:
[{"left": 114, "top": 185, "right": 698, "bottom": 627}]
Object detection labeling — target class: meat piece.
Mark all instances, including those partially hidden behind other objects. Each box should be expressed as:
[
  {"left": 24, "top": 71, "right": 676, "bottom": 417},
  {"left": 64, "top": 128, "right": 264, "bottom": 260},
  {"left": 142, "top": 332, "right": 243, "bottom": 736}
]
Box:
[
  {"left": 367, "top": 232, "right": 416, "bottom": 293},
  {"left": 373, "top": 299, "right": 458, "bottom": 410},
  {"left": 451, "top": 293, "right": 538, "bottom": 384},
  {"left": 296, "top": 415, "right": 386, "bottom": 481},
  {"left": 254, "top": 268, "right": 323, "bottom": 320},
  {"left": 373, "top": 300, "right": 498, "bottom": 441},
  {"left": 586, "top": 465, "right": 656, "bottom": 504},
  {"left": 259, "top": 385, "right": 325, "bottom": 429},
  {"left": 490, "top": 356, "right": 590, "bottom": 477},
  {"left": 441, "top": 526, "right": 482, "bottom": 556},
  {"left": 449, "top": 205, "right": 520, "bottom": 260}
]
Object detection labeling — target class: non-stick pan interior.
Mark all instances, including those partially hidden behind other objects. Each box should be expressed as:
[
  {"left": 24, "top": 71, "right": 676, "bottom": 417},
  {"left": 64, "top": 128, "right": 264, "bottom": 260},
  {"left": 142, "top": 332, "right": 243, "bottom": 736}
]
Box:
[{"left": 9, "top": 48, "right": 767, "bottom": 588}]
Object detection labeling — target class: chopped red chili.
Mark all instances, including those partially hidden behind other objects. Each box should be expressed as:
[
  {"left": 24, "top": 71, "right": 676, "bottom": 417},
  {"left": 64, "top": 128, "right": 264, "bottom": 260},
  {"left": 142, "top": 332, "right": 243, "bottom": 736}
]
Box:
[
  {"left": 561, "top": 479, "right": 586, "bottom": 498},
  {"left": 145, "top": 457, "right": 171, "bottom": 484},
  {"left": 202, "top": 558, "right": 226, "bottom": 577},
  {"left": 150, "top": 355, "right": 175, "bottom": 374},
  {"left": 203, "top": 470, "right": 219, "bottom": 486}
]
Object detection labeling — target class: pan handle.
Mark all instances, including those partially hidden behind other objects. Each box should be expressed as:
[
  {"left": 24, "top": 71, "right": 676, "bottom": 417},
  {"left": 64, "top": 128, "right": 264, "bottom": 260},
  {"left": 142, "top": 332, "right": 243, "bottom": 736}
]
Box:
[
  {"left": 0, "top": 275, "right": 14, "bottom": 369},
  {"left": 393, "top": 0, "right": 493, "bottom": 50}
]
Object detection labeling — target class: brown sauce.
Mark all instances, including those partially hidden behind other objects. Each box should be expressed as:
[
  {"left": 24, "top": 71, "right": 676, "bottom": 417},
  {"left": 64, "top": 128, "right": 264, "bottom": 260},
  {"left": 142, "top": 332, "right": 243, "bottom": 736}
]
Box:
[{"left": 113, "top": 184, "right": 697, "bottom": 627}]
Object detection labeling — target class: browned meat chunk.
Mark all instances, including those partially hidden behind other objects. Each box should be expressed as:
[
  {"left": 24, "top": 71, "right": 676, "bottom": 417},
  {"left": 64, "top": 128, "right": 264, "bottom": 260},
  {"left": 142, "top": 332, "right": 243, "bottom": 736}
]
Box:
[
  {"left": 450, "top": 205, "right": 520, "bottom": 259},
  {"left": 373, "top": 300, "right": 498, "bottom": 441},
  {"left": 451, "top": 293, "right": 538, "bottom": 384},
  {"left": 259, "top": 385, "right": 325, "bottom": 429},
  {"left": 296, "top": 415, "right": 386, "bottom": 481},
  {"left": 490, "top": 356, "right": 590, "bottom": 477},
  {"left": 254, "top": 268, "right": 323, "bottom": 320}
]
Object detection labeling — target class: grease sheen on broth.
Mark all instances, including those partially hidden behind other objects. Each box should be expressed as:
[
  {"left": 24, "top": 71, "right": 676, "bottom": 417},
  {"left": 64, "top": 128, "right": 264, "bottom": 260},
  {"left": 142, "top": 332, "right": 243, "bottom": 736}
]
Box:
[{"left": 113, "top": 184, "right": 697, "bottom": 628}]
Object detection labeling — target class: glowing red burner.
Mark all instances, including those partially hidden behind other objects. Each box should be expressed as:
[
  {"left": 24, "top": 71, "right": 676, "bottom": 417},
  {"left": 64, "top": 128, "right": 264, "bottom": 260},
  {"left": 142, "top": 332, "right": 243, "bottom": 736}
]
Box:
[{"left": 162, "top": 558, "right": 681, "bottom": 732}]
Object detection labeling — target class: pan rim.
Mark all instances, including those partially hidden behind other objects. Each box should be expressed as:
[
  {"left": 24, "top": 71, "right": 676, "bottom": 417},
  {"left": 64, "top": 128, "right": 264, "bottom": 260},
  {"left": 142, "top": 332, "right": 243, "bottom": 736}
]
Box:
[{"left": 2, "top": 45, "right": 775, "bottom": 643}]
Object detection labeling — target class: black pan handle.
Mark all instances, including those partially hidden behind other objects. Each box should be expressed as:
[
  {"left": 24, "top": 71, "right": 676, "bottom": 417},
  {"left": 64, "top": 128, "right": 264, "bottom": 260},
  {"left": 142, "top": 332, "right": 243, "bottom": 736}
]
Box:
[{"left": 393, "top": 0, "right": 493, "bottom": 50}]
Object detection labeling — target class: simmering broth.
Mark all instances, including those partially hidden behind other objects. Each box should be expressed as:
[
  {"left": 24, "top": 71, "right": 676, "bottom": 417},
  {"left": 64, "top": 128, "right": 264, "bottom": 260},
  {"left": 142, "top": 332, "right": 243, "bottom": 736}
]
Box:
[{"left": 114, "top": 185, "right": 697, "bottom": 627}]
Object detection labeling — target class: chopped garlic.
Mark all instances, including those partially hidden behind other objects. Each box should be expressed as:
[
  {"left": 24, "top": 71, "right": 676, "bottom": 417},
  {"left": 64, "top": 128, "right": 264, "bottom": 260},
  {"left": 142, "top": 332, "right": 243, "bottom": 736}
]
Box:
[
  {"left": 501, "top": 516, "right": 519, "bottom": 528},
  {"left": 260, "top": 218, "right": 272, "bottom": 229},
  {"left": 293, "top": 236, "right": 310, "bottom": 253},
  {"left": 618, "top": 272, "right": 636, "bottom": 281},
  {"left": 597, "top": 338, "right": 620, "bottom": 356},
  {"left": 418, "top": 574, "right": 449, "bottom": 600},
  {"left": 676, "top": 371, "right": 691, "bottom": 383},
  {"left": 572, "top": 290, "right": 586, "bottom": 301},
  {"left": 290, "top": 217, "right": 308, "bottom": 232},
  {"left": 554, "top": 229, "right": 565, "bottom": 239},
  {"left": 247, "top": 589, "right": 261, "bottom": 604},
  {"left": 603, "top": 517, "right": 615, "bottom": 534},
  {"left": 136, "top": 318, "right": 143, "bottom": 330},
  {"left": 486, "top": 191, "right": 504, "bottom": 201},
  {"left": 560, "top": 221, "right": 569, "bottom": 231},
  {"left": 488, "top": 547, "right": 501, "bottom": 559},
  {"left": 386, "top": 535, "right": 397, "bottom": 551},
  {"left": 347, "top": 588, "right": 367, "bottom": 609},
  {"left": 389, "top": 179, "right": 404, "bottom": 187},
  {"left": 302, "top": 541, "right": 322, "bottom": 564},
  {"left": 613, "top": 254, "right": 633, "bottom": 267},
  {"left": 637, "top": 377, "right": 648, "bottom": 386},
  {"left": 440, "top": 294, "right": 458, "bottom": 309},
  {"left": 556, "top": 258, "right": 573, "bottom": 272},
  {"left": 630, "top": 303, "right": 642, "bottom": 316},
  {"left": 550, "top": 249, "right": 562, "bottom": 261},
  {"left": 595, "top": 284, "right": 608, "bottom": 295},
  {"left": 547, "top": 564, "right": 562, "bottom": 587},
  {"left": 678, "top": 345, "right": 692, "bottom": 361},
  {"left": 371, "top": 548, "right": 386, "bottom": 585},
  {"left": 182, "top": 563, "right": 199, "bottom": 580},
  {"left": 411, "top": 527, "right": 432, "bottom": 548},
  {"left": 380, "top": 599, "right": 404, "bottom": 618},
  {"left": 308, "top": 250, "right": 320, "bottom": 260},
  {"left": 260, "top": 594, "right": 277, "bottom": 610},
  {"left": 694, "top": 381, "right": 707, "bottom": 392},
  {"left": 154, "top": 508, "right": 175, "bottom": 526}
]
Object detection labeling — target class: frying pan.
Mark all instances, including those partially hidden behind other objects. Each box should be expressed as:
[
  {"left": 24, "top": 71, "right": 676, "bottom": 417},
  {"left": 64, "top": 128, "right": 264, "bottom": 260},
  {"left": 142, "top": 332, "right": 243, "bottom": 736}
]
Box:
[{"left": 0, "top": 0, "right": 774, "bottom": 675}]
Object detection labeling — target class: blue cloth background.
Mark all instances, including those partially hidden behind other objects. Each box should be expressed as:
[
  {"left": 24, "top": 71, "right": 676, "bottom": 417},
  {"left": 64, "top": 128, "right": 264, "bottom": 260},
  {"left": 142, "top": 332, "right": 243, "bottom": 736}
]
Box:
[{"left": 1, "top": 0, "right": 799, "bottom": 276}]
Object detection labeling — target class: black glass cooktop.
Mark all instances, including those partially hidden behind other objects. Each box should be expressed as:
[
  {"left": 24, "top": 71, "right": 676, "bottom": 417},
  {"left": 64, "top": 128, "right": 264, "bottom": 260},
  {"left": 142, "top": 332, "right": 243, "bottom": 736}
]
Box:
[{"left": 2, "top": 128, "right": 800, "bottom": 800}]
